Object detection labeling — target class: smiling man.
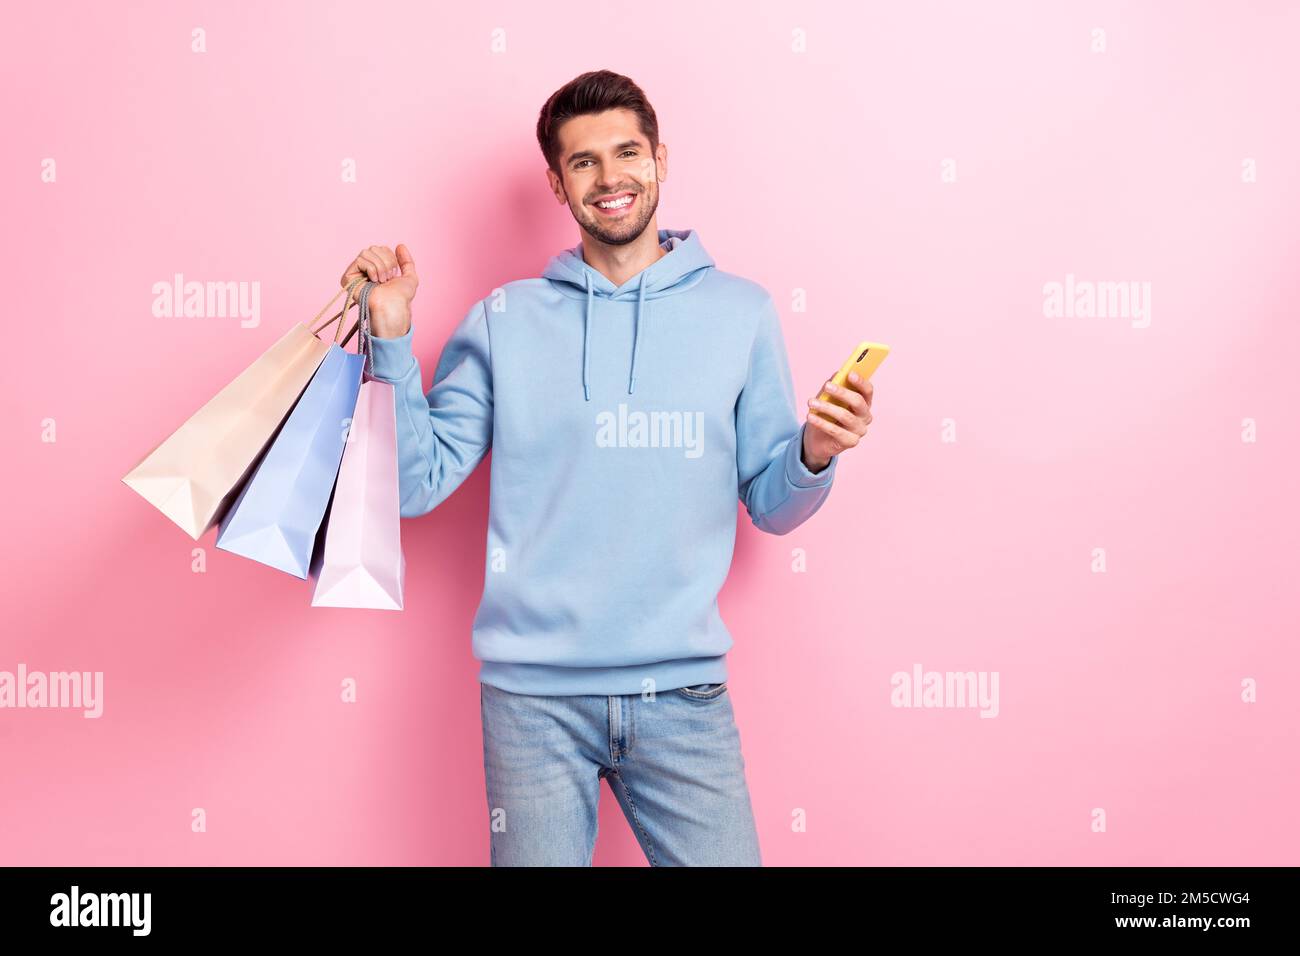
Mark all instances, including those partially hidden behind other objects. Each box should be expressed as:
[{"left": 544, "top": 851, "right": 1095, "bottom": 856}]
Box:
[{"left": 341, "top": 69, "right": 875, "bottom": 866}]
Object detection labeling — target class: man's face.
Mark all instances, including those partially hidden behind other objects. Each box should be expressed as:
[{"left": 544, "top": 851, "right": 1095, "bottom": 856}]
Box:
[{"left": 550, "top": 108, "right": 665, "bottom": 246}]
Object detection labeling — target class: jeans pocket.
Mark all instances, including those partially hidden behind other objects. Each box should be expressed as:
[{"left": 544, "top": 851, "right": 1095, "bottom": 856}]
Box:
[{"left": 675, "top": 681, "right": 729, "bottom": 700}]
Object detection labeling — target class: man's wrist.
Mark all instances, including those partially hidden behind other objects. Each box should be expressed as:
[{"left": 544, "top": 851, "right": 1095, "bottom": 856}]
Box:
[
  {"left": 369, "top": 303, "right": 411, "bottom": 339},
  {"left": 801, "top": 444, "right": 831, "bottom": 474}
]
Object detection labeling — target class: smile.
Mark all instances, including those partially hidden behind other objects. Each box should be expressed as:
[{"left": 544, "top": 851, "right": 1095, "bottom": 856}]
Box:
[{"left": 591, "top": 192, "right": 637, "bottom": 215}]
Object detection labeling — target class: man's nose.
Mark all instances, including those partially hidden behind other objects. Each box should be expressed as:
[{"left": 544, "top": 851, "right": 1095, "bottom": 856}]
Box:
[{"left": 593, "top": 162, "right": 630, "bottom": 190}]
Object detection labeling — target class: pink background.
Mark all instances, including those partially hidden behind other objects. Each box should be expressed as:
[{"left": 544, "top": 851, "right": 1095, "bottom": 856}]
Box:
[{"left": 3, "top": 0, "right": 1297, "bottom": 866}]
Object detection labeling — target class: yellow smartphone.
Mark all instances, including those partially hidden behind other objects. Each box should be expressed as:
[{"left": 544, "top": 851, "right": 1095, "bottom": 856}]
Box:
[{"left": 814, "top": 341, "right": 889, "bottom": 422}]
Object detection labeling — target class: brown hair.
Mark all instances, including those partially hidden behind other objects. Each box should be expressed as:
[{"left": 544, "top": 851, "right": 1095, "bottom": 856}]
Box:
[{"left": 536, "top": 70, "right": 660, "bottom": 175}]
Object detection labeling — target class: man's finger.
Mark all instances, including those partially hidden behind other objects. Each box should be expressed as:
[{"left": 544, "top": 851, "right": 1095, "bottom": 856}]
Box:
[
  {"left": 847, "top": 374, "right": 874, "bottom": 406},
  {"left": 357, "top": 251, "right": 385, "bottom": 282},
  {"left": 809, "top": 397, "right": 856, "bottom": 428},
  {"left": 396, "top": 243, "right": 419, "bottom": 283},
  {"left": 367, "top": 245, "right": 398, "bottom": 281},
  {"left": 825, "top": 381, "right": 869, "bottom": 416},
  {"left": 805, "top": 408, "right": 858, "bottom": 448}
]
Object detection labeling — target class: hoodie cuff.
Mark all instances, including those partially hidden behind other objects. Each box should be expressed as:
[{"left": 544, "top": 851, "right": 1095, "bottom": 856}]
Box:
[
  {"left": 785, "top": 422, "right": 837, "bottom": 488},
  {"left": 367, "top": 324, "right": 417, "bottom": 381}
]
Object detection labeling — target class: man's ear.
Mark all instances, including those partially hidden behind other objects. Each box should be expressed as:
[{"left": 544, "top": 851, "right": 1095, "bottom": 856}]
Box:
[{"left": 546, "top": 166, "right": 566, "bottom": 204}]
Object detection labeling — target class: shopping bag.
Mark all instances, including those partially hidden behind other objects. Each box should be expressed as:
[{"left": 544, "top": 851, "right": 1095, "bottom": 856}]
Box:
[
  {"left": 310, "top": 282, "right": 406, "bottom": 609},
  {"left": 214, "top": 280, "right": 368, "bottom": 578},
  {"left": 122, "top": 284, "right": 360, "bottom": 540}
]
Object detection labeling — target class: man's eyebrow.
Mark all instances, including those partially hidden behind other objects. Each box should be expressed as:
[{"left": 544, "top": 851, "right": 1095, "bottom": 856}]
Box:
[{"left": 565, "top": 140, "right": 644, "bottom": 165}]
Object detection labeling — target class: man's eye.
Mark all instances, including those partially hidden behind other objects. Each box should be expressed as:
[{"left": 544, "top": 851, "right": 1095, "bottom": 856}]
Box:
[{"left": 572, "top": 152, "right": 635, "bottom": 169}]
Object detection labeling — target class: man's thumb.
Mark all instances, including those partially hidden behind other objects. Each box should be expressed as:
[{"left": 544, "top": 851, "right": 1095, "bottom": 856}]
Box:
[{"left": 396, "top": 243, "right": 418, "bottom": 281}]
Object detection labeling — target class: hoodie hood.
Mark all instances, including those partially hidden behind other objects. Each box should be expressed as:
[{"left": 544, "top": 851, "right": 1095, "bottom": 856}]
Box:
[{"left": 542, "top": 228, "right": 715, "bottom": 400}]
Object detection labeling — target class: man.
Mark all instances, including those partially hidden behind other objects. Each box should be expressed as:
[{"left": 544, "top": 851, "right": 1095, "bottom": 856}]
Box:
[{"left": 340, "top": 69, "right": 874, "bottom": 866}]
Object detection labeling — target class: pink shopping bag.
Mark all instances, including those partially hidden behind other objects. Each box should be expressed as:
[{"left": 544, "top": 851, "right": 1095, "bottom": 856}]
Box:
[{"left": 309, "top": 281, "right": 406, "bottom": 609}]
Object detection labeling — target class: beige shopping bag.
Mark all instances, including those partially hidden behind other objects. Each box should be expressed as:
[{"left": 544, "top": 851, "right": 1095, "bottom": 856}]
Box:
[{"left": 122, "top": 282, "right": 365, "bottom": 539}]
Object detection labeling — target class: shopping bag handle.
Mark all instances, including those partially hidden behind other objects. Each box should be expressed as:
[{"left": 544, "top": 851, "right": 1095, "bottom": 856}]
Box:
[
  {"left": 308, "top": 278, "right": 368, "bottom": 343},
  {"left": 342, "top": 281, "right": 377, "bottom": 379}
]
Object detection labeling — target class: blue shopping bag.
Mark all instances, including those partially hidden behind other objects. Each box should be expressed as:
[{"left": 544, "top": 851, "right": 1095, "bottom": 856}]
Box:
[{"left": 215, "top": 283, "right": 367, "bottom": 578}]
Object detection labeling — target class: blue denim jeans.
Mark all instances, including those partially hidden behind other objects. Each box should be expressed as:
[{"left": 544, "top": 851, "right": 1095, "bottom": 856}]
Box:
[{"left": 480, "top": 680, "right": 762, "bottom": 866}]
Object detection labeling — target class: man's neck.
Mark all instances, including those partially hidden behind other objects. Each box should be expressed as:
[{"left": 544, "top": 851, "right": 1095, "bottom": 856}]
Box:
[{"left": 579, "top": 220, "right": 667, "bottom": 288}]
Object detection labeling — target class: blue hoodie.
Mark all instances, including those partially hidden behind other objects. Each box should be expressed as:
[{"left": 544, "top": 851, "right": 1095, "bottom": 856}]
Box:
[{"left": 367, "top": 228, "right": 838, "bottom": 696}]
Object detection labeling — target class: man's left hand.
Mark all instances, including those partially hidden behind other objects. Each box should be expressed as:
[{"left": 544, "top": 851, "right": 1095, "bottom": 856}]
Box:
[{"left": 801, "top": 372, "right": 874, "bottom": 473}]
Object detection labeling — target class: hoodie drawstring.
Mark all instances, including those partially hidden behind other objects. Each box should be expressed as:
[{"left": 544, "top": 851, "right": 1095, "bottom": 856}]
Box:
[
  {"left": 583, "top": 271, "right": 593, "bottom": 401},
  {"left": 582, "top": 268, "right": 649, "bottom": 401},
  {"left": 628, "top": 272, "right": 646, "bottom": 395}
]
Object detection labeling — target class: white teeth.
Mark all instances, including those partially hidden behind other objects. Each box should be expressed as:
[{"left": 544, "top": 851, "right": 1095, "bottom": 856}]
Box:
[{"left": 597, "top": 195, "right": 633, "bottom": 209}]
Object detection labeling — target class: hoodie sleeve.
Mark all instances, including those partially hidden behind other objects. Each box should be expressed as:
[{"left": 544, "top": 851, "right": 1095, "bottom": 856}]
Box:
[
  {"left": 735, "top": 295, "right": 837, "bottom": 535},
  {"left": 366, "top": 299, "right": 493, "bottom": 518}
]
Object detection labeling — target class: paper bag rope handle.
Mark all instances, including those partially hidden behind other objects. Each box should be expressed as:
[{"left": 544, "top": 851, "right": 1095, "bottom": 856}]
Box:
[
  {"left": 308, "top": 278, "right": 368, "bottom": 344},
  {"left": 339, "top": 280, "right": 373, "bottom": 354}
]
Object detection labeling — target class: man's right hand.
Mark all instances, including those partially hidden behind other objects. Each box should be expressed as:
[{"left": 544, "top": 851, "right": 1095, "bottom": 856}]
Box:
[{"left": 340, "top": 243, "right": 419, "bottom": 338}]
